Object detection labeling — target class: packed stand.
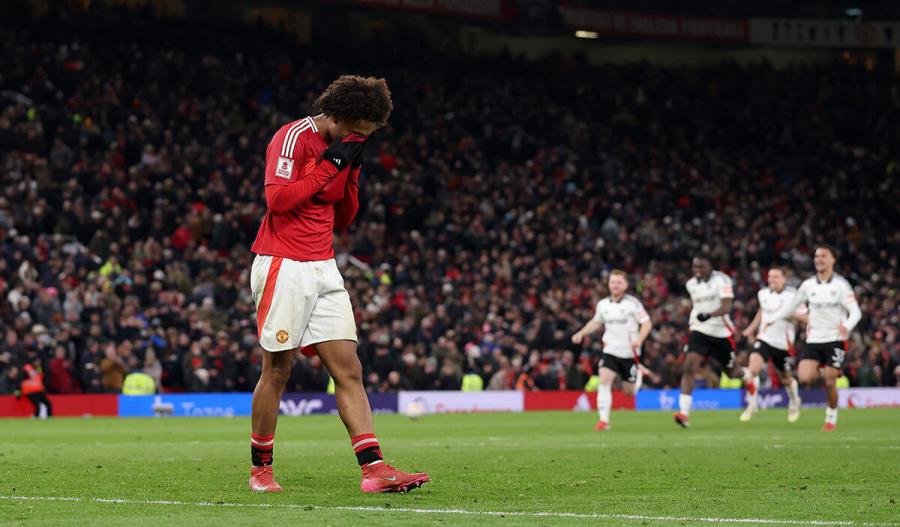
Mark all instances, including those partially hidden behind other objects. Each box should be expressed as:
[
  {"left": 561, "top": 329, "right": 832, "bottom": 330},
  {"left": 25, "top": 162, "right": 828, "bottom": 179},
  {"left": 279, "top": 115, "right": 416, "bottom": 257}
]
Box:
[{"left": 1, "top": 6, "right": 898, "bottom": 397}]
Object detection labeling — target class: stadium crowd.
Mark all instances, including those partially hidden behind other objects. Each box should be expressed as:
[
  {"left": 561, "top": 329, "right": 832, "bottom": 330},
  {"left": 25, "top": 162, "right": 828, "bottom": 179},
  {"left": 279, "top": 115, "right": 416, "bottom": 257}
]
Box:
[{"left": 1, "top": 5, "right": 898, "bottom": 396}]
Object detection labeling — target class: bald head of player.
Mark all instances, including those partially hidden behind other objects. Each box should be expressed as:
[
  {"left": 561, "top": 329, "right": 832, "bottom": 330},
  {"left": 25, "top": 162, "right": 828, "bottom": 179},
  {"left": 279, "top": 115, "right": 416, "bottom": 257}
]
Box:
[
  {"left": 312, "top": 75, "right": 393, "bottom": 142},
  {"left": 691, "top": 256, "right": 712, "bottom": 280},
  {"left": 813, "top": 244, "right": 837, "bottom": 279}
]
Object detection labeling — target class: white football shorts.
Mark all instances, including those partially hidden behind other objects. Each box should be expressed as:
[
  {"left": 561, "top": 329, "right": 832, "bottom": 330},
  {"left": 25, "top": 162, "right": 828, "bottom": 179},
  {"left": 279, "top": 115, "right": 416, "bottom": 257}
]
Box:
[{"left": 250, "top": 255, "right": 357, "bottom": 352}]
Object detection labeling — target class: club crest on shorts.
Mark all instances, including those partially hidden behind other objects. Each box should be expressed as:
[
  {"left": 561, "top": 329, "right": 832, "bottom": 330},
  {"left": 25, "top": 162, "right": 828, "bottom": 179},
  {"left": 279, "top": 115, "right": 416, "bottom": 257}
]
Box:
[{"left": 276, "top": 329, "right": 289, "bottom": 343}]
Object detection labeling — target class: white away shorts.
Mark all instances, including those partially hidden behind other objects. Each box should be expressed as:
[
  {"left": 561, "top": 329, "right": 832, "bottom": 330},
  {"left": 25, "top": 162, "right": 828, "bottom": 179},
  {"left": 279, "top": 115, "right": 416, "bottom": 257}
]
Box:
[{"left": 250, "top": 255, "right": 357, "bottom": 352}]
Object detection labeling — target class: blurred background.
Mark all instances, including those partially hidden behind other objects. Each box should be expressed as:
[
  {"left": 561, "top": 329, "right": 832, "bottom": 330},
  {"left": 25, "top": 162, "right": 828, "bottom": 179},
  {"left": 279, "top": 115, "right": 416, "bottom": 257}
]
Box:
[{"left": 0, "top": 0, "right": 897, "bottom": 400}]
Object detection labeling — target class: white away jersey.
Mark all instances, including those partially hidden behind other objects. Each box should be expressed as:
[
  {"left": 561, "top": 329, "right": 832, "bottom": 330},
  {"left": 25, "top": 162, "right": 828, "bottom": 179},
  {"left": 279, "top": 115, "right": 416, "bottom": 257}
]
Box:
[
  {"left": 757, "top": 287, "right": 806, "bottom": 350},
  {"left": 774, "top": 274, "right": 861, "bottom": 344},
  {"left": 591, "top": 294, "right": 651, "bottom": 359},
  {"left": 686, "top": 271, "right": 735, "bottom": 338}
]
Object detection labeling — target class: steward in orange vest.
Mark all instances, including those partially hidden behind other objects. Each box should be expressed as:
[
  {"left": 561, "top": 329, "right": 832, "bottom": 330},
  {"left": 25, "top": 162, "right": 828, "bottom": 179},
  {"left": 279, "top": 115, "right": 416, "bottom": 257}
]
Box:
[{"left": 21, "top": 363, "right": 53, "bottom": 418}]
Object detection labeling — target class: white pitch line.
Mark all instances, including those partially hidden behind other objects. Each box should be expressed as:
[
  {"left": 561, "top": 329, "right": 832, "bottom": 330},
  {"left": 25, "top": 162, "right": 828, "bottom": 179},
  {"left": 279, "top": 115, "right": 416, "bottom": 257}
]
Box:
[{"left": 0, "top": 495, "right": 895, "bottom": 526}]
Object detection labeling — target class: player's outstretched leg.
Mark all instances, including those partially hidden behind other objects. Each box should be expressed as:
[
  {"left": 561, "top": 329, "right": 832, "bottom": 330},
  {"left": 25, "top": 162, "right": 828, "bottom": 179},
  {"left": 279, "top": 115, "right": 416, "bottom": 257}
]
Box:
[
  {"left": 595, "top": 384, "right": 611, "bottom": 431},
  {"left": 797, "top": 359, "right": 823, "bottom": 429},
  {"left": 780, "top": 353, "right": 801, "bottom": 422},
  {"left": 740, "top": 351, "right": 764, "bottom": 422},
  {"left": 675, "top": 352, "right": 702, "bottom": 428},
  {"left": 821, "top": 366, "right": 840, "bottom": 431},
  {"left": 248, "top": 349, "right": 290, "bottom": 492},
  {"left": 316, "top": 340, "right": 430, "bottom": 492},
  {"left": 595, "top": 368, "right": 616, "bottom": 431},
  {"left": 774, "top": 352, "right": 802, "bottom": 422},
  {"left": 739, "top": 374, "right": 760, "bottom": 422},
  {"left": 785, "top": 375, "right": 801, "bottom": 422}
]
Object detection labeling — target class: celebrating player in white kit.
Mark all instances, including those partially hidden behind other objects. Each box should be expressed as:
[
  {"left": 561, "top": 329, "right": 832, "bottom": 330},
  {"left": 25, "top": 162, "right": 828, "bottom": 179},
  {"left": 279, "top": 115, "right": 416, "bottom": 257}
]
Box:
[
  {"left": 767, "top": 245, "right": 861, "bottom": 431},
  {"left": 572, "top": 270, "right": 652, "bottom": 431},
  {"left": 739, "top": 267, "right": 808, "bottom": 423},
  {"left": 674, "top": 256, "right": 750, "bottom": 428}
]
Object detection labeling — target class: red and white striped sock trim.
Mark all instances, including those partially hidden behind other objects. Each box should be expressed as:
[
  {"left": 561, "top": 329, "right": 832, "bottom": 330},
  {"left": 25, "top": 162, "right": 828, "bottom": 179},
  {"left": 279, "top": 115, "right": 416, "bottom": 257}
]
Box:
[
  {"left": 251, "top": 433, "right": 274, "bottom": 450},
  {"left": 351, "top": 433, "right": 379, "bottom": 453}
]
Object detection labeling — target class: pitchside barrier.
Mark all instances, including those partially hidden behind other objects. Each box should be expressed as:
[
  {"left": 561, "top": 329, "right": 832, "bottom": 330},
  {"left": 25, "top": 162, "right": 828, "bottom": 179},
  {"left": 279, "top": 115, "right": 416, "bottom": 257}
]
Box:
[
  {"left": 0, "top": 388, "right": 898, "bottom": 417},
  {"left": 0, "top": 394, "right": 119, "bottom": 418}
]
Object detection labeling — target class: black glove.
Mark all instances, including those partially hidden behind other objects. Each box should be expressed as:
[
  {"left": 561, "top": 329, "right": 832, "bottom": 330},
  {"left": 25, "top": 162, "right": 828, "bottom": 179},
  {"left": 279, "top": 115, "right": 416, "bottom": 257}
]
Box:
[
  {"left": 351, "top": 141, "right": 365, "bottom": 170},
  {"left": 323, "top": 132, "right": 366, "bottom": 171},
  {"left": 696, "top": 313, "right": 711, "bottom": 322}
]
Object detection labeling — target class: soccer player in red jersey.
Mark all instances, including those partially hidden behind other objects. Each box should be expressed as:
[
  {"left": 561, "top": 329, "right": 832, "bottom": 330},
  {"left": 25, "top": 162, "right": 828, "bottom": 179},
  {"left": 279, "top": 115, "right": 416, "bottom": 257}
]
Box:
[{"left": 247, "top": 75, "right": 429, "bottom": 493}]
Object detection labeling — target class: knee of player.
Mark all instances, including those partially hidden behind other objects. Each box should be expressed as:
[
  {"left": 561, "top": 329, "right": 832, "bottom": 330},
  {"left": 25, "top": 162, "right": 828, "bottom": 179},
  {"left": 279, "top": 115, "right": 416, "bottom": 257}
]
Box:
[
  {"left": 682, "top": 359, "right": 699, "bottom": 374},
  {"left": 747, "top": 360, "right": 763, "bottom": 376},
  {"left": 272, "top": 369, "right": 291, "bottom": 386},
  {"left": 332, "top": 361, "right": 364, "bottom": 386},
  {"left": 264, "top": 362, "right": 292, "bottom": 385}
]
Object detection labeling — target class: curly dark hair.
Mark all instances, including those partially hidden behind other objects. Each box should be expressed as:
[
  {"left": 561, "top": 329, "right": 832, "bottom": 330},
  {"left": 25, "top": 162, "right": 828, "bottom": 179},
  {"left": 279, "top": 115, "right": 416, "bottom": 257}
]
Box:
[{"left": 313, "top": 75, "right": 393, "bottom": 127}]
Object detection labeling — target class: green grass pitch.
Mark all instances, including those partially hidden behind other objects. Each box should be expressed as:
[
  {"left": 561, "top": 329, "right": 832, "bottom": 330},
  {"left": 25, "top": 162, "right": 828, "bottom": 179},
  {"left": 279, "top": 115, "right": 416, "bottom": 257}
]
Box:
[{"left": 1, "top": 408, "right": 899, "bottom": 526}]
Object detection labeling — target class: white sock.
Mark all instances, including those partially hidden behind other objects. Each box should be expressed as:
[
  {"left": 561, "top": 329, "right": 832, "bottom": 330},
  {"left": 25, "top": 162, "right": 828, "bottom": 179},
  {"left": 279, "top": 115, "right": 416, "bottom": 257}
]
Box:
[
  {"left": 597, "top": 384, "right": 612, "bottom": 423},
  {"left": 679, "top": 394, "right": 692, "bottom": 416},
  {"left": 786, "top": 378, "right": 800, "bottom": 406},
  {"left": 825, "top": 406, "right": 838, "bottom": 424}
]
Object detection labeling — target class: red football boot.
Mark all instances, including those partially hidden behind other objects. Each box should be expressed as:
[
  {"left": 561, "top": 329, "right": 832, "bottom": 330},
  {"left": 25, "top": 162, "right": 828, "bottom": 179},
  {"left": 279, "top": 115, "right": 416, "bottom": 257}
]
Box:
[
  {"left": 360, "top": 462, "right": 430, "bottom": 493},
  {"left": 674, "top": 412, "right": 690, "bottom": 428},
  {"left": 249, "top": 465, "right": 283, "bottom": 493},
  {"left": 594, "top": 420, "right": 610, "bottom": 431},
  {"left": 821, "top": 422, "right": 837, "bottom": 432}
]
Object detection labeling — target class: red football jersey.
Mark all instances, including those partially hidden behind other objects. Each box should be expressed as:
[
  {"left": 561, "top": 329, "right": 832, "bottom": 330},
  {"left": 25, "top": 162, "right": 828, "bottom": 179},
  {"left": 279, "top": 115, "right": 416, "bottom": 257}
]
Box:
[{"left": 251, "top": 117, "right": 360, "bottom": 262}]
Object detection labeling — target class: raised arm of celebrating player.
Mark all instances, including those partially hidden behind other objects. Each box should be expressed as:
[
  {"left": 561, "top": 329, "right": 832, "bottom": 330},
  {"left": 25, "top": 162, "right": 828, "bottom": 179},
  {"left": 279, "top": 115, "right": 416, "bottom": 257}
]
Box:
[
  {"left": 693, "top": 270, "right": 733, "bottom": 323},
  {"left": 697, "top": 297, "right": 732, "bottom": 321},
  {"left": 743, "top": 292, "right": 808, "bottom": 340},
  {"left": 742, "top": 308, "right": 762, "bottom": 339},
  {"left": 767, "top": 284, "right": 807, "bottom": 329},
  {"left": 571, "top": 319, "right": 602, "bottom": 345},
  {"left": 633, "top": 318, "right": 652, "bottom": 350},
  {"left": 572, "top": 302, "right": 604, "bottom": 345},
  {"left": 838, "top": 289, "right": 862, "bottom": 338}
]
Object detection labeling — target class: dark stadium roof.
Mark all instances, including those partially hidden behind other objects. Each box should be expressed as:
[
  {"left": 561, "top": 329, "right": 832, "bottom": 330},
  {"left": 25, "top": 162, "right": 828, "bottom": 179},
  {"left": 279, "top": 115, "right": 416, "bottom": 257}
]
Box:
[{"left": 559, "top": 0, "right": 899, "bottom": 19}]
